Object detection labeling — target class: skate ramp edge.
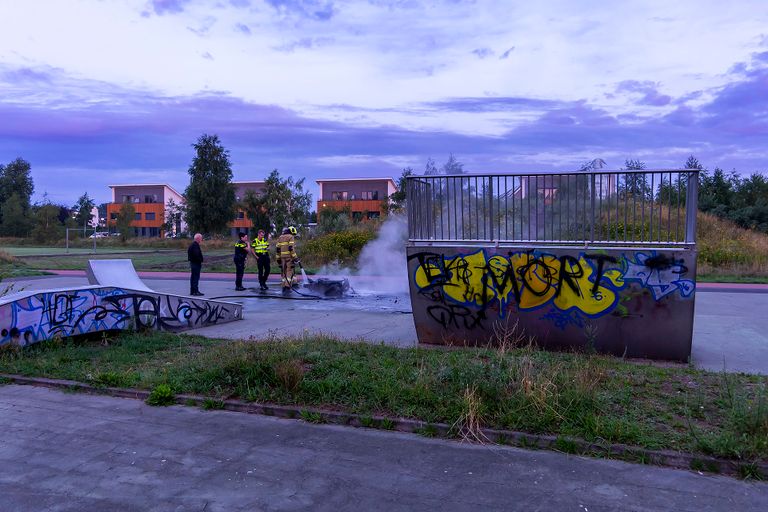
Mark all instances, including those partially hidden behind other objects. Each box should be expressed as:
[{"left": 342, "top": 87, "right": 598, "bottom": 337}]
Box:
[{"left": 86, "top": 259, "right": 153, "bottom": 292}]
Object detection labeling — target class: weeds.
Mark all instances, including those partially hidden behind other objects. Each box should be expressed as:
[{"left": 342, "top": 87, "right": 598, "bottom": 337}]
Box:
[
  {"left": 300, "top": 410, "right": 325, "bottom": 424},
  {"left": 146, "top": 384, "right": 175, "bottom": 406},
  {"left": 451, "top": 385, "right": 488, "bottom": 443},
  {"left": 274, "top": 360, "right": 305, "bottom": 393}
]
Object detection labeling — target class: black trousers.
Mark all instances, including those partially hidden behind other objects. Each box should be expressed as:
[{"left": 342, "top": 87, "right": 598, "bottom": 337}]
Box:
[
  {"left": 190, "top": 262, "right": 202, "bottom": 294},
  {"left": 235, "top": 260, "right": 245, "bottom": 288},
  {"left": 257, "top": 254, "right": 270, "bottom": 286}
]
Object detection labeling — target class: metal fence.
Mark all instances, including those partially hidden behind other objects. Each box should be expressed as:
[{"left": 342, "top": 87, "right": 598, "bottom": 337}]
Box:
[{"left": 406, "top": 169, "right": 699, "bottom": 247}]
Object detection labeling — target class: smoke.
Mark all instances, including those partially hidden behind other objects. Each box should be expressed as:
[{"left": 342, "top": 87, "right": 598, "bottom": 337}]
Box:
[
  {"left": 318, "top": 215, "right": 409, "bottom": 296},
  {"left": 352, "top": 215, "right": 409, "bottom": 295}
]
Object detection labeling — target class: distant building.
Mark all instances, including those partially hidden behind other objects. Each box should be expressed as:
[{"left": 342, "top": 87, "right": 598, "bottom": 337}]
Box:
[
  {"left": 231, "top": 180, "right": 265, "bottom": 236},
  {"left": 106, "top": 184, "right": 184, "bottom": 238},
  {"left": 316, "top": 177, "right": 397, "bottom": 221}
]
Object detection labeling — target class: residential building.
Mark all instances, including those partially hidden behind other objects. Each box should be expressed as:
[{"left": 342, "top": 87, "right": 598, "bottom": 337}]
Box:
[
  {"left": 231, "top": 180, "right": 266, "bottom": 236},
  {"left": 106, "top": 184, "right": 184, "bottom": 238},
  {"left": 316, "top": 177, "right": 397, "bottom": 221}
]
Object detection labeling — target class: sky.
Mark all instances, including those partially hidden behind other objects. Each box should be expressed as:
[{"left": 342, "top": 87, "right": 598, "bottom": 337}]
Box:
[{"left": 1, "top": 0, "right": 767, "bottom": 205}]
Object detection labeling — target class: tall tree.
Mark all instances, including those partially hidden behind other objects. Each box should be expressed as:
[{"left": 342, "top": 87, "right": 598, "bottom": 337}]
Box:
[
  {"left": 0, "top": 158, "right": 34, "bottom": 208},
  {"left": 242, "top": 170, "right": 311, "bottom": 235},
  {"left": 0, "top": 158, "right": 34, "bottom": 227},
  {"left": 31, "top": 201, "right": 64, "bottom": 242},
  {"left": 72, "top": 192, "right": 95, "bottom": 232},
  {"left": 184, "top": 134, "right": 236, "bottom": 234},
  {"left": 388, "top": 167, "right": 413, "bottom": 213},
  {"left": 162, "top": 198, "right": 185, "bottom": 236},
  {"left": 441, "top": 153, "right": 465, "bottom": 175},
  {"left": 115, "top": 202, "right": 135, "bottom": 243},
  {"left": 0, "top": 194, "right": 32, "bottom": 237}
]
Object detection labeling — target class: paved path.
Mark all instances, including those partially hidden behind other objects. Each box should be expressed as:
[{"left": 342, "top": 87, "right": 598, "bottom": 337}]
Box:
[{"left": 1, "top": 385, "right": 765, "bottom": 512}]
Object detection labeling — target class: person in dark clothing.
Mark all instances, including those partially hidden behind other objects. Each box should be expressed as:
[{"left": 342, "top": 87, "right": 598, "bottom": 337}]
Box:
[
  {"left": 187, "top": 233, "right": 204, "bottom": 296},
  {"left": 233, "top": 232, "right": 250, "bottom": 291},
  {"left": 251, "top": 229, "right": 270, "bottom": 291}
]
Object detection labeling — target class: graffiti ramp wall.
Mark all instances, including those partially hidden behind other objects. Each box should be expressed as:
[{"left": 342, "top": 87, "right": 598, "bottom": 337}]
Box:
[
  {"left": 408, "top": 246, "right": 697, "bottom": 361},
  {"left": 0, "top": 286, "right": 242, "bottom": 347}
]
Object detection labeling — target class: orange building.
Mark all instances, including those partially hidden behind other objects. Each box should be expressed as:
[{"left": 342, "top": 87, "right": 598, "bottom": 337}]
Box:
[
  {"left": 107, "top": 181, "right": 268, "bottom": 238},
  {"left": 230, "top": 181, "right": 265, "bottom": 236},
  {"left": 316, "top": 177, "right": 397, "bottom": 221},
  {"left": 107, "top": 184, "right": 185, "bottom": 238}
]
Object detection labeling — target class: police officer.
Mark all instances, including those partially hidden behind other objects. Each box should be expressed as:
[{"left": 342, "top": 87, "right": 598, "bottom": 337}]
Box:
[
  {"left": 252, "top": 229, "right": 271, "bottom": 291},
  {"left": 276, "top": 226, "right": 299, "bottom": 293},
  {"left": 233, "top": 232, "right": 249, "bottom": 291}
]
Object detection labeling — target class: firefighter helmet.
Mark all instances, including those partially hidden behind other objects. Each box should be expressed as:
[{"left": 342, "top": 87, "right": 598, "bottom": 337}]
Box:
[{"left": 288, "top": 226, "right": 297, "bottom": 235}]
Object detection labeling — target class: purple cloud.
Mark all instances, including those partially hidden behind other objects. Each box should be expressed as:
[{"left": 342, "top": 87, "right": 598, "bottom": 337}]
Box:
[
  {"left": 149, "top": 0, "right": 191, "bottom": 15},
  {"left": 266, "top": 0, "right": 337, "bottom": 21},
  {"left": 471, "top": 48, "right": 494, "bottom": 59},
  {"left": 235, "top": 23, "right": 251, "bottom": 35},
  {"left": 616, "top": 80, "right": 672, "bottom": 106},
  {"left": 2, "top": 53, "right": 768, "bottom": 204},
  {"left": 499, "top": 46, "right": 515, "bottom": 59}
]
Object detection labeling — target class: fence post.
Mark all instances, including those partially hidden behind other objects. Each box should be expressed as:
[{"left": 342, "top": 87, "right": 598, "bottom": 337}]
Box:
[
  {"left": 589, "top": 174, "right": 596, "bottom": 243},
  {"left": 488, "top": 177, "right": 494, "bottom": 242},
  {"left": 685, "top": 171, "right": 699, "bottom": 244}
]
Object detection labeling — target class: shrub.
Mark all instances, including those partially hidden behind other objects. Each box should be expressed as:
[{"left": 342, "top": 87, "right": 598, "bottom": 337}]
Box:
[
  {"left": 301, "top": 229, "right": 376, "bottom": 266},
  {"left": 146, "top": 384, "right": 176, "bottom": 406}
]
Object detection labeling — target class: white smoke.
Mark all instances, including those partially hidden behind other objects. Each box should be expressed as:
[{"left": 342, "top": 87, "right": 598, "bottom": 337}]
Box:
[{"left": 351, "top": 215, "right": 409, "bottom": 295}]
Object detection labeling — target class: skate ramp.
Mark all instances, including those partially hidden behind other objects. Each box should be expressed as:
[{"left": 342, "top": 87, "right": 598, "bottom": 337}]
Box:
[
  {"left": 0, "top": 260, "right": 243, "bottom": 347},
  {"left": 86, "top": 259, "right": 153, "bottom": 292}
]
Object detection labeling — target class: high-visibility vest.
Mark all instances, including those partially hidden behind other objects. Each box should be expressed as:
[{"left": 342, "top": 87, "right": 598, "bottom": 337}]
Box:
[{"left": 252, "top": 238, "right": 269, "bottom": 254}]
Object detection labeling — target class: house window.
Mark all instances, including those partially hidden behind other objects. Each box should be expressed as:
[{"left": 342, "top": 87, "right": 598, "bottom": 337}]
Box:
[
  {"left": 149, "top": 227, "right": 159, "bottom": 237},
  {"left": 237, "top": 211, "right": 245, "bottom": 219},
  {"left": 110, "top": 212, "right": 118, "bottom": 220},
  {"left": 144, "top": 194, "right": 158, "bottom": 203},
  {"left": 361, "top": 191, "right": 379, "bottom": 200},
  {"left": 134, "top": 213, "right": 142, "bottom": 220},
  {"left": 145, "top": 212, "right": 156, "bottom": 220},
  {"left": 331, "top": 191, "right": 348, "bottom": 200},
  {"left": 367, "top": 211, "right": 380, "bottom": 219},
  {"left": 122, "top": 195, "right": 134, "bottom": 203}
]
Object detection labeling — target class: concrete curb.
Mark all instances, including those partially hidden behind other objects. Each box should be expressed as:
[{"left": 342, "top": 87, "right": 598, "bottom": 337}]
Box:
[{"left": 2, "top": 373, "right": 765, "bottom": 480}]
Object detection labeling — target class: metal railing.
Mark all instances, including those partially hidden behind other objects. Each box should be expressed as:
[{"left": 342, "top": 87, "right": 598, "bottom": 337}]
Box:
[{"left": 406, "top": 169, "right": 699, "bottom": 247}]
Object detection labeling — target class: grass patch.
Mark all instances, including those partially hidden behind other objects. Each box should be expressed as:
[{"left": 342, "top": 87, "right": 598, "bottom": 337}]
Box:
[{"left": 0, "top": 332, "right": 766, "bottom": 466}]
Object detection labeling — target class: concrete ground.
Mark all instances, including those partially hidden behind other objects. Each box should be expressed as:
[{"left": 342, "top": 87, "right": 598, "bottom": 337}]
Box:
[
  {"left": 5, "top": 273, "right": 768, "bottom": 374},
  {"left": 1, "top": 384, "right": 766, "bottom": 512}
]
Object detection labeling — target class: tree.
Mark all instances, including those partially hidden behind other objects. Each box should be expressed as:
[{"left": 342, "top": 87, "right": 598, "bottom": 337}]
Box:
[
  {"left": 0, "top": 194, "right": 32, "bottom": 237},
  {"left": 441, "top": 153, "right": 465, "bottom": 175},
  {"left": 162, "top": 198, "right": 185, "bottom": 236},
  {"left": 0, "top": 158, "right": 34, "bottom": 208},
  {"left": 316, "top": 206, "right": 352, "bottom": 234},
  {"left": 424, "top": 158, "right": 438, "bottom": 175},
  {"left": 0, "top": 158, "right": 34, "bottom": 228},
  {"left": 388, "top": 167, "right": 413, "bottom": 213},
  {"left": 620, "top": 158, "right": 652, "bottom": 200},
  {"left": 31, "top": 202, "right": 64, "bottom": 242},
  {"left": 115, "top": 202, "right": 135, "bottom": 243},
  {"left": 184, "top": 134, "right": 236, "bottom": 234},
  {"left": 72, "top": 192, "right": 95, "bottom": 232},
  {"left": 242, "top": 169, "right": 311, "bottom": 234}
]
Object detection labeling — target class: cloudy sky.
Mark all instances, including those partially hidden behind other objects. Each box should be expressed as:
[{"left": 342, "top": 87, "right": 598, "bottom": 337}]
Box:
[{"left": 1, "top": 0, "right": 767, "bottom": 205}]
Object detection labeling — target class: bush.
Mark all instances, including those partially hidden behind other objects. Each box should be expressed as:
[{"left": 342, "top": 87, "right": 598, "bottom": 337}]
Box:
[
  {"left": 146, "top": 384, "right": 176, "bottom": 406},
  {"left": 301, "top": 229, "right": 376, "bottom": 266}
]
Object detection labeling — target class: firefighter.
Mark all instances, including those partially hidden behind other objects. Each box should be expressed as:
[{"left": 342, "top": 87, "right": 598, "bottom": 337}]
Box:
[
  {"left": 233, "top": 232, "right": 249, "bottom": 291},
  {"left": 251, "top": 229, "right": 271, "bottom": 291},
  {"left": 276, "top": 226, "right": 299, "bottom": 292}
]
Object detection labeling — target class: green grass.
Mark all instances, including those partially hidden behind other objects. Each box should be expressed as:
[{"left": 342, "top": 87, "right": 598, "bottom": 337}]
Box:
[
  {"left": 0, "top": 246, "right": 163, "bottom": 257},
  {"left": 1, "top": 332, "right": 766, "bottom": 464}
]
